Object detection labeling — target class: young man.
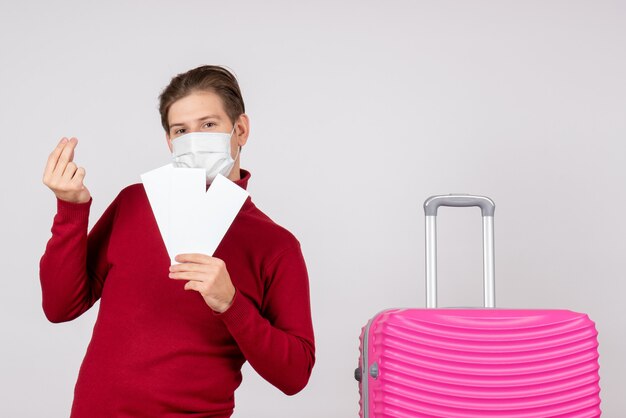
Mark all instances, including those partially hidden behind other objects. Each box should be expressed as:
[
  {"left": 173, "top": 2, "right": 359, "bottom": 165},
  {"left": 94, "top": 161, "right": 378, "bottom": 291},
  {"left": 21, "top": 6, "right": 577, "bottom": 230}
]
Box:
[{"left": 40, "top": 65, "right": 315, "bottom": 417}]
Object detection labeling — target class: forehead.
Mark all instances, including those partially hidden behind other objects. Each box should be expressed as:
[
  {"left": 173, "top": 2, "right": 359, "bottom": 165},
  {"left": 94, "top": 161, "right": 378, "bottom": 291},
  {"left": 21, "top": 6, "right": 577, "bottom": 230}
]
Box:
[{"left": 168, "top": 91, "right": 228, "bottom": 124}]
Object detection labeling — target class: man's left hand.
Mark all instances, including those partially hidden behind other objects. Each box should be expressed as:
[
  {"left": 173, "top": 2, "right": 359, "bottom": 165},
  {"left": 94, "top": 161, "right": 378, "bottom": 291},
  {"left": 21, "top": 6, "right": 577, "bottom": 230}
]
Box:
[{"left": 169, "top": 253, "right": 236, "bottom": 313}]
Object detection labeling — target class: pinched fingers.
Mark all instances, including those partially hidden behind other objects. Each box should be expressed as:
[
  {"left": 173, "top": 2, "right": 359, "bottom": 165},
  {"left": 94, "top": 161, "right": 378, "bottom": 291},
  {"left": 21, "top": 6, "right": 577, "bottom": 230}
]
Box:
[
  {"left": 43, "top": 137, "right": 91, "bottom": 203},
  {"left": 53, "top": 137, "right": 78, "bottom": 178},
  {"left": 62, "top": 161, "right": 78, "bottom": 181},
  {"left": 43, "top": 137, "right": 69, "bottom": 182},
  {"left": 62, "top": 160, "right": 86, "bottom": 186},
  {"left": 72, "top": 166, "right": 87, "bottom": 188}
]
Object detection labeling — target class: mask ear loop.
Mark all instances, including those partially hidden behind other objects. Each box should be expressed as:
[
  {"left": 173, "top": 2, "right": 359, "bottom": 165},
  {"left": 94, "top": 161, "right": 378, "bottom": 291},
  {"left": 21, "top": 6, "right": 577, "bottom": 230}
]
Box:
[{"left": 231, "top": 122, "right": 241, "bottom": 161}]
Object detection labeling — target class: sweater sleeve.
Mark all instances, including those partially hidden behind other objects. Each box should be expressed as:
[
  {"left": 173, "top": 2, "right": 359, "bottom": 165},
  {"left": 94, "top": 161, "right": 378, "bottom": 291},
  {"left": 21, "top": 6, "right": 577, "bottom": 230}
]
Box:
[
  {"left": 214, "top": 243, "right": 315, "bottom": 396},
  {"left": 39, "top": 193, "right": 121, "bottom": 323}
]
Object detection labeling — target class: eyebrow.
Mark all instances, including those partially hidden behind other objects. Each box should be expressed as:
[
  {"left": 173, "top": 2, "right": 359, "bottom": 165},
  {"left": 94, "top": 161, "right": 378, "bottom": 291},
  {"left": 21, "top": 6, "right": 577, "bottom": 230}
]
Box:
[{"left": 169, "top": 114, "right": 222, "bottom": 129}]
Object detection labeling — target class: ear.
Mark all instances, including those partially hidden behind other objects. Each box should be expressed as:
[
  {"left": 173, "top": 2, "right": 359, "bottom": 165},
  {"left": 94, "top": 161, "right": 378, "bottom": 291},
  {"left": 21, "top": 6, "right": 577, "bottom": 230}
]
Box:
[{"left": 234, "top": 114, "right": 250, "bottom": 147}]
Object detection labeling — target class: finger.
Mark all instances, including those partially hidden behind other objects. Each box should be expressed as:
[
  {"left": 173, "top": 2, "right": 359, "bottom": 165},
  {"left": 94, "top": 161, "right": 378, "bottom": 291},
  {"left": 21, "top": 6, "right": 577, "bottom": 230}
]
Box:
[
  {"left": 71, "top": 166, "right": 86, "bottom": 186},
  {"left": 175, "top": 253, "right": 219, "bottom": 264},
  {"left": 62, "top": 161, "right": 78, "bottom": 181},
  {"left": 169, "top": 262, "right": 211, "bottom": 273},
  {"left": 51, "top": 138, "right": 77, "bottom": 179},
  {"left": 179, "top": 278, "right": 208, "bottom": 297},
  {"left": 184, "top": 280, "right": 207, "bottom": 293},
  {"left": 66, "top": 137, "right": 77, "bottom": 162},
  {"left": 44, "top": 137, "right": 69, "bottom": 181},
  {"left": 169, "top": 271, "right": 207, "bottom": 282},
  {"left": 52, "top": 137, "right": 78, "bottom": 178}
]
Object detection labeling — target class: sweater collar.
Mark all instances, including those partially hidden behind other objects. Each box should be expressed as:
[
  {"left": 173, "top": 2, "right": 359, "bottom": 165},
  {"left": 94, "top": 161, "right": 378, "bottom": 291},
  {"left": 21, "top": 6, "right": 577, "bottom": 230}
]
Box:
[
  {"left": 205, "top": 168, "right": 251, "bottom": 190},
  {"left": 232, "top": 168, "right": 251, "bottom": 190},
  {"left": 231, "top": 168, "right": 254, "bottom": 211}
]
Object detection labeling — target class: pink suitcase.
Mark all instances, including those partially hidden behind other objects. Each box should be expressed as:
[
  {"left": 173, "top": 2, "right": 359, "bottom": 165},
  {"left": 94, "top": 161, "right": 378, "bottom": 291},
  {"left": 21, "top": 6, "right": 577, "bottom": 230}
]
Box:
[{"left": 355, "top": 195, "right": 601, "bottom": 417}]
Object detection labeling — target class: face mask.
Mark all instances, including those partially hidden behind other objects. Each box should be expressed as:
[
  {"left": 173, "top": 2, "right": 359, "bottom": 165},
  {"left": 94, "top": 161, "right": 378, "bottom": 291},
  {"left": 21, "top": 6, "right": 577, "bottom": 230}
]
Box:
[{"left": 170, "top": 125, "right": 239, "bottom": 183}]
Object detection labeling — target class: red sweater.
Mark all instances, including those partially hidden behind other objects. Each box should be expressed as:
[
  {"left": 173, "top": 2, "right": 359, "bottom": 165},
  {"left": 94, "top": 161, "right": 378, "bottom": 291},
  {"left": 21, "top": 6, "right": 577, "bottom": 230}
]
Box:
[{"left": 39, "top": 169, "right": 315, "bottom": 417}]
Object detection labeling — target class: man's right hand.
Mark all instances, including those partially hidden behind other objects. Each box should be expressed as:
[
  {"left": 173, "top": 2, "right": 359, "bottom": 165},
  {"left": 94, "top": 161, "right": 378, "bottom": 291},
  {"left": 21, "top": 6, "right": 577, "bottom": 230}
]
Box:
[{"left": 43, "top": 137, "right": 91, "bottom": 204}]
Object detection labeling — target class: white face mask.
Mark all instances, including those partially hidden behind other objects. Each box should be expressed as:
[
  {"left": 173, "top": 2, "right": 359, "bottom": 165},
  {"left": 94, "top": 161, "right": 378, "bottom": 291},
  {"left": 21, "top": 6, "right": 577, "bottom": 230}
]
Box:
[{"left": 170, "top": 125, "right": 239, "bottom": 183}]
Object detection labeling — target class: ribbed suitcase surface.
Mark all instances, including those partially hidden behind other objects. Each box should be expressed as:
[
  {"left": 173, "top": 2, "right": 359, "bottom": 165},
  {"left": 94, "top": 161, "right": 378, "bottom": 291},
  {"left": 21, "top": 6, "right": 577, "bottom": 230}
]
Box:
[{"left": 358, "top": 308, "right": 601, "bottom": 417}]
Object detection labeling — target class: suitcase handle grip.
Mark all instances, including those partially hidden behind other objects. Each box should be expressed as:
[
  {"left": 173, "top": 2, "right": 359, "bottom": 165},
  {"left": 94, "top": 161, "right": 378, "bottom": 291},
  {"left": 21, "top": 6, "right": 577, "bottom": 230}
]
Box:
[
  {"left": 424, "top": 195, "right": 495, "bottom": 217},
  {"left": 423, "top": 194, "right": 496, "bottom": 308}
]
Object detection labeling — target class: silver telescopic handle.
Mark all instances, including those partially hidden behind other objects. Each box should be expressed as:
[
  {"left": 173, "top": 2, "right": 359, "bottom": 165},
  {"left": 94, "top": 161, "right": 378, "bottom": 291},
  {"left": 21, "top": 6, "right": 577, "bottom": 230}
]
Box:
[{"left": 424, "top": 195, "right": 496, "bottom": 309}]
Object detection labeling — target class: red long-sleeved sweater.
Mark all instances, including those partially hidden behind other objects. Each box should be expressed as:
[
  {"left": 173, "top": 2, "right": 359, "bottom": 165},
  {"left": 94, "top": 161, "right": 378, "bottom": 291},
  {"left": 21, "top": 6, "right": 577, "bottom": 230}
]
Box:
[{"left": 39, "top": 168, "right": 315, "bottom": 417}]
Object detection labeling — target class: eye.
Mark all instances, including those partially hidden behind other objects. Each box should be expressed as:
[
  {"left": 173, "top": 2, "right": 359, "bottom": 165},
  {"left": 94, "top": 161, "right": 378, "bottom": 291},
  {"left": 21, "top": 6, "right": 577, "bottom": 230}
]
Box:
[
  {"left": 174, "top": 128, "right": 185, "bottom": 135},
  {"left": 203, "top": 122, "right": 216, "bottom": 128}
]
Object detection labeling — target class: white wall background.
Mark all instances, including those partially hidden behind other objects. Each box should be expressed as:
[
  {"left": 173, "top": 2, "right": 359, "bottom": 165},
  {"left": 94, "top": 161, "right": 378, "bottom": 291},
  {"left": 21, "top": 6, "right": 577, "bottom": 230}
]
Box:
[{"left": 1, "top": 0, "right": 624, "bottom": 416}]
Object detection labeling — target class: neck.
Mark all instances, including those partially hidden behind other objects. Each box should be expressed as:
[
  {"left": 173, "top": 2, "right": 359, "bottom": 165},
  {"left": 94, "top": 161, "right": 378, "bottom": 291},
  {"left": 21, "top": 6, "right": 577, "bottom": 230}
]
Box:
[{"left": 227, "top": 156, "right": 242, "bottom": 182}]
